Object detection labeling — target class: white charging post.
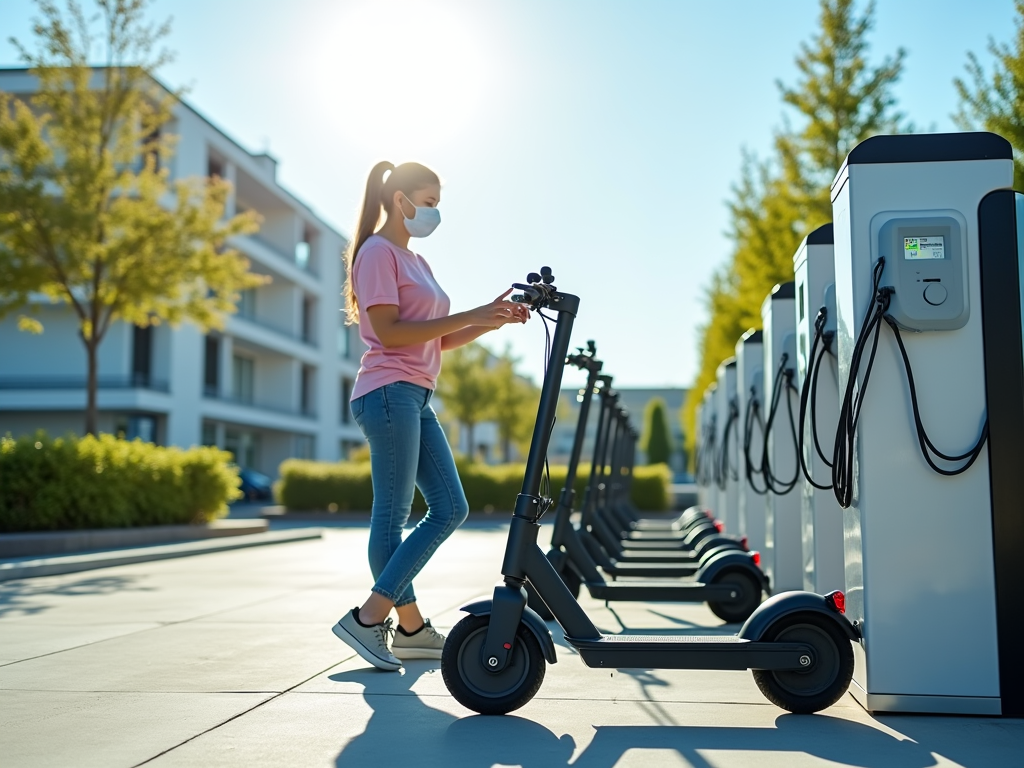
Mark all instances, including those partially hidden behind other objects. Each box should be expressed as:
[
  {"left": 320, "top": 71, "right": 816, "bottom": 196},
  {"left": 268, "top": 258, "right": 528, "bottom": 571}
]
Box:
[
  {"left": 760, "top": 283, "right": 803, "bottom": 593},
  {"left": 832, "top": 132, "right": 1022, "bottom": 715},
  {"left": 734, "top": 329, "right": 766, "bottom": 558},
  {"left": 793, "top": 224, "right": 845, "bottom": 594},
  {"left": 714, "top": 358, "right": 739, "bottom": 533}
]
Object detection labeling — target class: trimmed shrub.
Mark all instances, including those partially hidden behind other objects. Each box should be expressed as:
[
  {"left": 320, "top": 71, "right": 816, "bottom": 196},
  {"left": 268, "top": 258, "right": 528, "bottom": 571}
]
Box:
[
  {"left": 0, "top": 432, "right": 241, "bottom": 532},
  {"left": 276, "top": 460, "right": 671, "bottom": 513}
]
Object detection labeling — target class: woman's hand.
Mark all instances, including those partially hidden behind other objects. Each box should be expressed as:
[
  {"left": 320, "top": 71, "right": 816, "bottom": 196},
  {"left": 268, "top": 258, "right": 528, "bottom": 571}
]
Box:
[{"left": 465, "top": 289, "right": 530, "bottom": 328}]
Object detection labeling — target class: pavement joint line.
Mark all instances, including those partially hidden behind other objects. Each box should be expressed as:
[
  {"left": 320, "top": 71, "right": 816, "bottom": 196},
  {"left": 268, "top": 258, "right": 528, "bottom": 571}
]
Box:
[{"left": 128, "top": 591, "right": 477, "bottom": 767}]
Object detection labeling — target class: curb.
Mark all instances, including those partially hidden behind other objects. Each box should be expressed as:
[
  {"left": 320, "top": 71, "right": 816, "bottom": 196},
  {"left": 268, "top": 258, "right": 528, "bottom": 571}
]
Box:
[
  {"left": 0, "top": 528, "right": 323, "bottom": 582},
  {"left": 0, "top": 519, "right": 270, "bottom": 558}
]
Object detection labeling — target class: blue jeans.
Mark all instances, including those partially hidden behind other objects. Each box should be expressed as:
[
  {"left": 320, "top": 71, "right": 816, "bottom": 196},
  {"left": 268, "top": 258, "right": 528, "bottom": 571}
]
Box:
[{"left": 351, "top": 381, "right": 469, "bottom": 606}]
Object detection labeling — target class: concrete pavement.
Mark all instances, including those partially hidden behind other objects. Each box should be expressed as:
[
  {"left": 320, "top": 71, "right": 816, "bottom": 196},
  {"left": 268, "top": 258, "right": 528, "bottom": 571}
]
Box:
[{"left": 1, "top": 520, "right": 1020, "bottom": 767}]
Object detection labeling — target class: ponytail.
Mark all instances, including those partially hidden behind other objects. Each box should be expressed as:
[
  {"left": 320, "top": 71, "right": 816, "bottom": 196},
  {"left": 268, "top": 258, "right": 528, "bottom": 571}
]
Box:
[{"left": 343, "top": 160, "right": 441, "bottom": 324}]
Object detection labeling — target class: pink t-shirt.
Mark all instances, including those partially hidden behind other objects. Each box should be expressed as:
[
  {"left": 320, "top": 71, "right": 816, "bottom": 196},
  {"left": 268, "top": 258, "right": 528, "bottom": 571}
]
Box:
[{"left": 350, "top": 234, "right": 451, "bottom": 400}]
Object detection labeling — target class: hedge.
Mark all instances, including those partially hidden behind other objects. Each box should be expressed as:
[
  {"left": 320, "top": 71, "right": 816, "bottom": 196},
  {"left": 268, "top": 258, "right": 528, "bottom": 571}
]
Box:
[
  {"left": 0, "top": 432, "right": 241, "bottom": 532},
  {"left": 277, "top": 459, "right": 671, "bottom": 513}
]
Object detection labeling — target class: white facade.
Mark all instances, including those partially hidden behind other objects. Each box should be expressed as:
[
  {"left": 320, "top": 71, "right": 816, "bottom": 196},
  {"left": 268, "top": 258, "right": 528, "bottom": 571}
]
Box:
[{"left": 0, "top": 68, "right": 365, "bottom": 476}]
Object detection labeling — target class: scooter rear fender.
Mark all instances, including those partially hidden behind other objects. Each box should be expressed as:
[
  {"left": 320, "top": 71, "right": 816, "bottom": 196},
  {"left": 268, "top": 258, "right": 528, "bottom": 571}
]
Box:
[
  {"left": 738, "top": 591, "right": 861, "bottom": 642},
  {"left": 694, "top": 548, "right": 769, "bottom": 590}
]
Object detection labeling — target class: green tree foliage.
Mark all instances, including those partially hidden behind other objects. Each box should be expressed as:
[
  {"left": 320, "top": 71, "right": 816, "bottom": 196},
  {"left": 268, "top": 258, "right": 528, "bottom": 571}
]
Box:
[
  {"left": 489, "top": 345, "right": 540, "bottom": 463},
  {"left": 0, "top": 0, "right": 264, "bottom": 434},
  {"left": 955, "top": 0, "right": 1024, "bottom": 189},
  {"left": 435, "top": 342, "right": 493, "bottom": 459},
  {"left": 641, "top": 397, "right": 673, "bottom": 466},
  {"left": 683, "top": 0, "right": 906, "bottom": 464}
]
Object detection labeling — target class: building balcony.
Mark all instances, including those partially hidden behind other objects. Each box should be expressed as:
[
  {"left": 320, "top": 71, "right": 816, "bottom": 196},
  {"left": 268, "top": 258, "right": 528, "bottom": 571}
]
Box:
[
  {"left": 0, "top": 375, "right": 170, "bottom": 392},
  {"left": 203, "top": 388, "right": 316, "bottom": 420}
]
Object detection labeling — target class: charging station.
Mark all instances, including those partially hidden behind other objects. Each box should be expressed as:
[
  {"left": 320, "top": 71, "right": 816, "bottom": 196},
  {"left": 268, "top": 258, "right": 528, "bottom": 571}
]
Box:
[
  {"left": 832, "top": 131, "right": 1023, "bottom": 716},
  {"left": 714, "top": 358, "right": 739, "bottom": 533},
  {"left": 792, "top": 224, "right": 846, "bottom": 594},
  {"left": 760, "top": 283, "right": 803, "bottom": 593},
  {"left": 734, "top": 329, "right": 766, "bottom": 558}
]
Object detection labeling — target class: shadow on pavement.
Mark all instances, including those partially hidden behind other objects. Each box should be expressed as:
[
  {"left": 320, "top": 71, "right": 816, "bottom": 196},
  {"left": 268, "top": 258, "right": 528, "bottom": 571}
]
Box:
[
  {"left": 0, "top": 574, "right": 153, "bottom": 618},
  {"left": 570, "top": 714, "right": 940, "bottom": 768},
  {"left": 330, "top": 662, "right": 576, "bottom": 768},
  {"left": 329, "top": 660, "right": 961, "bottom": 768}
]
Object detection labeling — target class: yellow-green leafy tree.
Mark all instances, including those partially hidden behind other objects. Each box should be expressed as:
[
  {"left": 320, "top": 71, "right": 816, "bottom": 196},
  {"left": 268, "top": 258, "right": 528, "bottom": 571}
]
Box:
[
  {"left": 0, "top": 0, "right": 264, "bottom": 435},
  {"left": 488, "top": 345, "right": 539, "bottom": 463},
  {"left": 435, "top": 342, "right": 494, "bottom": 461},
  {"left": 683, "top": 0, "right": 907, "bottom": 464},
  {"left": 955, "top": 0, "right": 1024, "bottom": 189}
]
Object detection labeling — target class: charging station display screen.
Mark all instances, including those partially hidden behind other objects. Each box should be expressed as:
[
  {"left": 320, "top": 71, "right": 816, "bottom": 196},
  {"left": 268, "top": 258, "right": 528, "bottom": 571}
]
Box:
[{"left": 904, "top": 236, "right": 945, "bottom": 260}]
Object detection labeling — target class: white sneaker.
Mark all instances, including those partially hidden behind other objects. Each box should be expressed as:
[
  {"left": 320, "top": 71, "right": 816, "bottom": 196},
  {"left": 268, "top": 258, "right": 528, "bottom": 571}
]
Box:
[
  {"left": 332, "top": 608, "right": 402, "bottom": 671},
  {"left": 391, "top": 619, "right": 446, "bottom": 660}
]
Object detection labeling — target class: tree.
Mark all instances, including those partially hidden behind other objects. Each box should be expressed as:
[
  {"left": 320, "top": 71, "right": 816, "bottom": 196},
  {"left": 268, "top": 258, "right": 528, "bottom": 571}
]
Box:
[
  {"left": 0, "top": 0, "right": 263, "bottom": 434},
  {"left": 683, "top": 0, "right": 906, "bottom": 465},
  {"left": 955, "top": 0, "right": 1024, "bottom": 189},
  {"left": 641, "top": 397, "right": 673, "bottom": 466},
  {"left": 435, "top": 342, "right": 494, "bottom": 460},
  {"left": 489, "top": 345, "right": 539, "bottom": 463}
]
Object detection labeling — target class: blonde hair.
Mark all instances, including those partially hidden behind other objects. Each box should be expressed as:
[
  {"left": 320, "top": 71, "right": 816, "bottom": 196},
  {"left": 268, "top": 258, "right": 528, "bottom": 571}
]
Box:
[{"left": 343, "top": 161, "right": 441, "bottom": 324}]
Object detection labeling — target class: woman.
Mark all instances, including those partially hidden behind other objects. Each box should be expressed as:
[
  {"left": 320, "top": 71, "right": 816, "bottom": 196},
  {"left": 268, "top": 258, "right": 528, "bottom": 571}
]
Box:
[{"left": 332, "top": 161, "right": 528, "bottom": 670}]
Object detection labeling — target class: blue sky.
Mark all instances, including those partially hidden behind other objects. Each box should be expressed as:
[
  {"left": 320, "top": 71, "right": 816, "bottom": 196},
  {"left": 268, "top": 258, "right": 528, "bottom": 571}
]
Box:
[{"left": 0, "top": 0, "right": 1017, "bottom": 390}]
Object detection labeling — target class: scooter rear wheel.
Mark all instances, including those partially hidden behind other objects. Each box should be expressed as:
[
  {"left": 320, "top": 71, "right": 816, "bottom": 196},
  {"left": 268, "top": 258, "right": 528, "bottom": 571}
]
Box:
[
  {"left": 441, "top": 614, "right": 546, "bottom": 715},
  {"left": 751, "top": 612, "right": 854, "bottom": 714},
  {"left": 707, "top": 570, "right": 762, "bottom": 623}
]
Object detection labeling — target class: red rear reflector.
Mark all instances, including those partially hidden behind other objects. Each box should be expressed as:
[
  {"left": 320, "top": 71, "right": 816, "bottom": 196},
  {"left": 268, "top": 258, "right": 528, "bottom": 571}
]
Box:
[
  {"left": 825, "top": 590, "right": 846, "bottom": 614},
  {"left": 714, "top": 521, "right": 724, "bottom": 533},
  {"left": 503, "top": 642, "right": 512, "bottom": 649},
  {"left": 751, "top": 551, "right": 761, "bottom": 566},
  {"left": 740, "top": 536, "right": 749, "bottom": 551}
]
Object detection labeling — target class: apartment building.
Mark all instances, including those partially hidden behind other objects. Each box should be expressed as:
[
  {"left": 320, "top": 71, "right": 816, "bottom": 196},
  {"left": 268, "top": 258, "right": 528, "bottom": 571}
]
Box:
[{"left": 0, "top": 68, "right": 365, "bottom": 475}]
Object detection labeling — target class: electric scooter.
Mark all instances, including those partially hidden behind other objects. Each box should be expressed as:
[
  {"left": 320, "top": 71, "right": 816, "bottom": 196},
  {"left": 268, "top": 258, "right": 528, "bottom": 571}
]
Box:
[{"left": 441, "top": 268, "right": 857, "bottom": 716}]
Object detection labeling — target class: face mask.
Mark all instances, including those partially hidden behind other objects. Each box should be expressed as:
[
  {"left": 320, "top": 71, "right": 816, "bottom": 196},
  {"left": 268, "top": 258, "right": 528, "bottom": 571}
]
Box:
[{"left": 400, "top": 194, "right": 441, "bottom": 238}]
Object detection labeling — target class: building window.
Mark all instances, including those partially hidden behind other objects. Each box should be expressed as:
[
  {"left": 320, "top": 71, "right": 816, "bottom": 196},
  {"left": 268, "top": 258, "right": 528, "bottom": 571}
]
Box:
[
  {"left": 204, "top": 335, "right": 220, "bottom": 397},
  {"left": 207, "top": 153, "right": 224, "bottom": 180},
  {"left": 225, "top": 429, "right": 260, "bottom": 469},
  {"left": 301, "top": 365, "right": 316, "bottom": 416},
  {"left": 132, "top": 325, "right": 152, "bottom": 386},
  {"left": 341, "top": 378, "right": 353, "bottom": 423},
  {"left": 201, "top": 421, "right": 217, "bottom": 446},
  {"left": 294, "top": 434, "right": 314, "bottom": 460},
  {"left": 302, "top": 296, "right": 316, "bottom": 344},
  {"left": 238, "top": 288, "right": 256, "bottom": 319},
  {"left": 232, "top": 355, "right": 254, "bottom": 404}
]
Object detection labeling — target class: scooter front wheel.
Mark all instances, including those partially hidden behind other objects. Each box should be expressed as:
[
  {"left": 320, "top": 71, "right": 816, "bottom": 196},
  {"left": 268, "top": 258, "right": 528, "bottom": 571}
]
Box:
[
  {"left": 751, "top": 612, "right": 854, "bottom": 713},
  {"left": 441, "top": 614, "right": 546, "bottom": 715}
]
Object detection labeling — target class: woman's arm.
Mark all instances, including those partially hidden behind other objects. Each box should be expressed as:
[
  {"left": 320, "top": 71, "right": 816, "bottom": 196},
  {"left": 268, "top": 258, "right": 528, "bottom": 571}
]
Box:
[
  {"left": 366, "top": 290, "right": 526, "bottom": 349},
  {"left": 441, "top": 326, "right": 495, "bottom": 351},
  {"left": 365, "top": 305, "right": 476, "bottom": 349}
]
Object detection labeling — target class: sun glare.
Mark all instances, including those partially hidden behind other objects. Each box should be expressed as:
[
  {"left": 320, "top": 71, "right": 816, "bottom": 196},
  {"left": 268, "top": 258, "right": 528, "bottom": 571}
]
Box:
[{"left": 319, "top": 1, "right": 492, "bottom": 154}]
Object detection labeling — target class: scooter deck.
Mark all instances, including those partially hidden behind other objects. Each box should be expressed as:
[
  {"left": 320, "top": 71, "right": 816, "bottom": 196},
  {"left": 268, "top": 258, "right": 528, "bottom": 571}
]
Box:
[
  {"left": 567, "top": 634, "right": 813, "bottom": 671},
  {"left": 614, "top": 549, "right": 700, "bottom": 562},
  {"left": 584, "top": 580, "right": 741, "bottom": 603},
  {"left": 606, "top": 561, "right": 699, "bottom": 578}
]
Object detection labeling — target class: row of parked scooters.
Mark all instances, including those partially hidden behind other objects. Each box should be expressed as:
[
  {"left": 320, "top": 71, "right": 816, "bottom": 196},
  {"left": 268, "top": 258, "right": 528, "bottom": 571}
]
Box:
[{"left": 440, "top": 268, "right": 857, "bottom": 717}]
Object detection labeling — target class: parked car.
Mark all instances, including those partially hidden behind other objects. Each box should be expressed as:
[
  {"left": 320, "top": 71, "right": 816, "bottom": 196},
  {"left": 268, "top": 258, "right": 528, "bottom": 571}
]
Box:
[{"left": 237, "top": 468, "right": 274, "bottom": 502}]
